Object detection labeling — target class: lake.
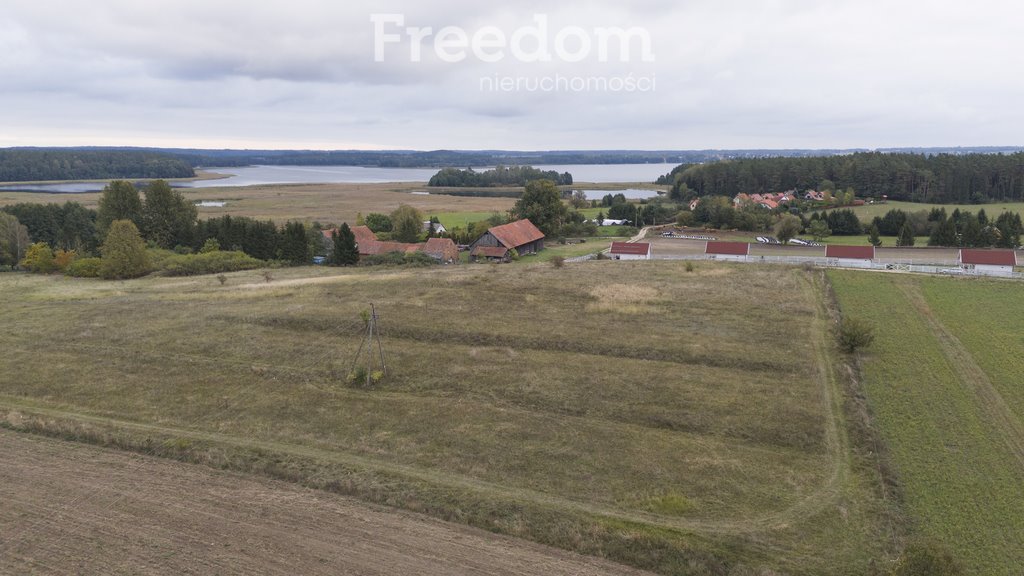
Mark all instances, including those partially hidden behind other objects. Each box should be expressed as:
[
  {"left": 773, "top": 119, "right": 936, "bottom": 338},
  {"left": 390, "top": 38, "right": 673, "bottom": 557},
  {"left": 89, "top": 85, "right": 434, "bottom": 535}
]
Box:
[
  {"left": 580, "top": 188, "right": 662, "bottom": 201},
  {"left": 0, "top": 163, "right": 673, "bottom": 193}
]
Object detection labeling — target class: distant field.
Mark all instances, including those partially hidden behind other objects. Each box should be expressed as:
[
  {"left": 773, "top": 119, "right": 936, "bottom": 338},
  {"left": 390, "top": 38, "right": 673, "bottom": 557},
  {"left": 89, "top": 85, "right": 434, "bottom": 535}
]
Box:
[
  {"left": 0, "top": 182, "right": 516, "bottom": 225},
  {"left": 0, "top": 263, "right": 896, "bottom": 575},
  {"left": 835, "top": 200, "right": 1024, "bottom": 222},
  {"left": 829, "top": 271, "right": 1024, "bottom": 574}
]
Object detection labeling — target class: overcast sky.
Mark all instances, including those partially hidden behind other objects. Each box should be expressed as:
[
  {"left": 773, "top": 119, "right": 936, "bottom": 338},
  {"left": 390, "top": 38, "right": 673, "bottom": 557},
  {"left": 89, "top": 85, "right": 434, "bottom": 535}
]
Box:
[{"left": 2, "top": 0, "right": 1022, "bottom": 150}]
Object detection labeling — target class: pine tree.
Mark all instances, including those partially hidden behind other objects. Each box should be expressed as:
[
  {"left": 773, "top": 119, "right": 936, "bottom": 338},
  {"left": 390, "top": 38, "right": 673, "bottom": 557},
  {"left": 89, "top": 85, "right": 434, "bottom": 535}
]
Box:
[
  {"left": 928, "top": 217, "right": 958, "bottom": 247},
  {"left": 897, "top": 223, "right": 915, "bottom": 247},
  {"left": 868, "top": 224, "right": 882, "bottom": 247},
  {"left": 331, "top": 223, "right": 359, "bottom": 266}
]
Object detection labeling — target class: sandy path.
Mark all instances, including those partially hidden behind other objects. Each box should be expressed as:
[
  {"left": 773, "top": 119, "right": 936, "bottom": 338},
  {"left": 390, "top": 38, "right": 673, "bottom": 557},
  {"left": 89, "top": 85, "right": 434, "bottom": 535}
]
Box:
[{"left": 0, "top": 431, "right": 648, "bottom": 576}]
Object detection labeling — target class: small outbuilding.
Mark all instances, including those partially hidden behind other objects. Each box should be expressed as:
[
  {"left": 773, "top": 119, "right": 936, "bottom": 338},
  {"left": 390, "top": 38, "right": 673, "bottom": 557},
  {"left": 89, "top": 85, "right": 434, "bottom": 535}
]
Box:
[
  {"left": 470, "top": 219, "right": 545, "bottom": 257},
  {"left": 470, "top": 245, "right": 510, "bottom": 262},
  {"left": 422, "top": 237, "right": 459, "bottom": 264},
  {"left": 610, "top": 241, "right": 652, "bottom": 260},
  {"left": 705, "top": 241, "right": 750, "bottom": 261},
  {"left": 959, "top": 249, "right": 1018, "bottom": 276},
  {"left": 826, "top": 245, "right": 875, "bottom": 268}
]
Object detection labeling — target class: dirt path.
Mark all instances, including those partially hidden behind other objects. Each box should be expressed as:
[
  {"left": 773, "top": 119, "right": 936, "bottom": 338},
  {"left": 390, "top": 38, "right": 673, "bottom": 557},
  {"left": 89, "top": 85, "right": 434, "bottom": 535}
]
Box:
[
  {"left": 0, "top": 430, "right": 650, "bottom": 576},
  {"left": 896, "top": 282, "right": 1024, "bottom": 469}
]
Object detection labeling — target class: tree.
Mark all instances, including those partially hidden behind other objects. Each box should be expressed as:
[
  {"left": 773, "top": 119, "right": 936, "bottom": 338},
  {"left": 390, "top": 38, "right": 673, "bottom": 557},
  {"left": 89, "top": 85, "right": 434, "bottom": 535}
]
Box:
[
  {"left": 774, "top": 214, "right": 802, "bottom": 244},
  {"left": 280, "top": 221, "right": 312, "bottom": 264},
  {"left": 99, "top": 220, "right": 151, "bottom": 279},
  {"left": 141, "top": 180, "right": 197, "bottom": 249},
  {"left": 330, "top": 223, "right": 359, "bottom": 266},
  {"left": 994, "top": 212, "right": 1022, "bottom": 248},
  {"left": 390, "top": 204, "right": 424, "bottom": 243},
  {"left": 958, "top": 214, "right": 982, "bottom": 247},
  {"left": 364, "top": 213, "right": 392, "bottom": 233},
  {"left": 868, "top": 224, "right": 882, "bottom": 247},
  {"left": 569, "top": 189, "right": 589, "bottom": 209},
  {"left": 595, "top": 210, "right": 605, "bottom": 225},
  {"left": 200, "top": 238, "right": 220, "bottom": 253},
  {"left": 511, "top": 179, "right": 568, "bottom": 236},
  {"left": 897, "top": 222, "right": 915, "bottom": 247},
  {"left": 807, "top": 219, "right": 831, "bottom": 242},
  {"left": 96, "top": 180, "right": 142, "bottom": 237},
  {"left": 20, "top": 242, "right": 56, "bottom": 273},
  {"left": 928, "top": 216, "right": 958, "bottom": 247},
  {"left": 0, "top": 212, "right": 31, "bottom": 267}
]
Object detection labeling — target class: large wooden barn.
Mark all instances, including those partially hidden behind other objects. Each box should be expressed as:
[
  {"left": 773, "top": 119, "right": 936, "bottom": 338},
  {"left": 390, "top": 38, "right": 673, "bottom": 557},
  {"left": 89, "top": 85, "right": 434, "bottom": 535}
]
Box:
[{"left": 470, "top": 219, "right": 545, "bottom": 261}]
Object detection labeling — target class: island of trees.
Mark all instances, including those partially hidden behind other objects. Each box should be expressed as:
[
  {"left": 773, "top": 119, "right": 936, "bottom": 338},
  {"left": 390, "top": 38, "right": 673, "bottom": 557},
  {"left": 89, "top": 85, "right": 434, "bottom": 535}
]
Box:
[{"left": 428, "top": 166, "right": 573, "bottom": 187}]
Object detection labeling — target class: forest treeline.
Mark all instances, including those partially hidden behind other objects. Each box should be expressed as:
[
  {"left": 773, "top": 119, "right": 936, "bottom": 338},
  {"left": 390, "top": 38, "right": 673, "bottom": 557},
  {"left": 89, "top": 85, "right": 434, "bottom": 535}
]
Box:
[
  {"left": 662, "top": 152, "right": 1024, "bottom": 204},
  {"left": 0, "top": 149, "right": 194, "bottom": 182},
  {"left": 428, "top": 166, "right": 573, "bottom": 187}
]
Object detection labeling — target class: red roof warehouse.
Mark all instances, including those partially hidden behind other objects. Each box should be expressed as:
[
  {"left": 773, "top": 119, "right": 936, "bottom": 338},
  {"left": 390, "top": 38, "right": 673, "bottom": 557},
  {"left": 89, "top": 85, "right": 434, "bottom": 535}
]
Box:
[
  {"left": 610, "top": 242, "right": 651, "bottom": 256},
  {"left": 705, "top": 241, "right": 750, "bottom": 256},
  {"left": 959, "top": 249, "right": 1018, "bottom": 267},
  {"left": 826, "top": 245, "right": 876, "bottom": 259}
]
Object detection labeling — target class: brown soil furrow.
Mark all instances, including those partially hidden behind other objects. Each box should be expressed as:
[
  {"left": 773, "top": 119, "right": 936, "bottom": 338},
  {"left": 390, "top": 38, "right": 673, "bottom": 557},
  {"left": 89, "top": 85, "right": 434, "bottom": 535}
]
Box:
[{"left": 0, "top": 429, "right": 651, "bottom": 576}]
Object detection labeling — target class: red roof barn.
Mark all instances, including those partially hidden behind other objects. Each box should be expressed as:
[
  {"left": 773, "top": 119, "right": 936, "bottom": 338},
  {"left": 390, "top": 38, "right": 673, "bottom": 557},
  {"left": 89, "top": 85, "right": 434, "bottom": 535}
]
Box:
[
  {"left": 705, "top": 241, "right": 750, "bottom": 256},
  {"left": 470, "top": 219, "right": 545, "bottom": 256},
  {"left": 826, "top": 245, "right": 876, "bottom": 260},
  {"left": 610, "top": 242, "right": 652, "bottom": 259},
  {"left": 959, "top": 249, "right": 1017, "bottom": 267}
]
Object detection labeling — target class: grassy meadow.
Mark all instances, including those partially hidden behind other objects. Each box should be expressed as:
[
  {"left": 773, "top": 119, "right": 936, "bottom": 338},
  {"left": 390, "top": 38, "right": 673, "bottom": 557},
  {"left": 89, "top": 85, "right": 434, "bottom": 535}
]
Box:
[
  {"left": 0, "top": 262, "right": 897, "bottom": 574},
  {"left": 840, "top": 200, "right": 1024, "bottom": 223},
  {"left": 829, "top": 271, "right": 1024, "bottom": 574}
]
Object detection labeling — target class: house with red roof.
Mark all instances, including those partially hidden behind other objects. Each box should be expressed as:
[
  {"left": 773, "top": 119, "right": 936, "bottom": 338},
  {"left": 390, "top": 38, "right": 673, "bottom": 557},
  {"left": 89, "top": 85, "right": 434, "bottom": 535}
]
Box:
[
  {"left": 469, "top": 219, "right": 545, "bottom": 261},
  {"left": 959, "top": 249, "right": 1018, "bottom": 275},
  {"left": 610, "top": 242, "right": 651, "bottom": 260},
  {"left": 422, "top": 237, "right": 459, "bottom": 264}
]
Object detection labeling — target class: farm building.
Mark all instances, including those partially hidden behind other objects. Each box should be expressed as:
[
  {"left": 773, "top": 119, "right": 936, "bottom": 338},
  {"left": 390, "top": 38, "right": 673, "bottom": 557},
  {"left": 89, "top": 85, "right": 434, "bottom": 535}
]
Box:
[
  {"left": 470, "top": 219, "right": 545, "bottom": 257},
  {"left": 322, "top": 226, "right": 382, "bottom": 256},
  {"left": 959, "top": 249, "right": 1018, "bottom": 276},
  {"left": 705, "top": 241, "right": 750, "bottom": 261},
  {"left": 422, "top": 237, "right": 459, "bottom": 263},
  {"left": 826, "top": 245, "right": 875, "bottom": 268},
  {"left": 610, "top": 242, "right": 651, "bottom": 260},
  {"left": 471, "top": 245, "right": 511, "bottom": 262},
  {"left": 423, "top": 221, "right": 448, "bottom": 235}
]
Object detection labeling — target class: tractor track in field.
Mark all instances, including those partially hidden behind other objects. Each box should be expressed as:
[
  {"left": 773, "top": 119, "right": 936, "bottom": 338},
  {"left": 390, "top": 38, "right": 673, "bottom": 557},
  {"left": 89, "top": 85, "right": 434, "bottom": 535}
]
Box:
[{"left": 896, "top": 281, "right": 1024, "bottom": 470}]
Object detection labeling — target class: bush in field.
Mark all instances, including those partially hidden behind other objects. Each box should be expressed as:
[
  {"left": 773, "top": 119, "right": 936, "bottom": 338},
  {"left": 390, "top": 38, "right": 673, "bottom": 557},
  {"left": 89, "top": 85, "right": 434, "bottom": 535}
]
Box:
[
  {"left": 550, "top": 255, "right": 565, "bottom": 268},
  {"left": 20, "top": 242, "right": 56, "bottom": 273},
  {"left": 65, "top": 257, "right": 103, "bottom": 278},
  {"left": 837, "top": 317, "right": 875, "bottom": 353},
  {"left": 892, "top": 539, "right": 963, "bottom": 576},
  {"left": 100, "top": 220, "right": 151, "bottom": 279},
  {"left": 53, "top": 249, "right": 77, "bottom": 271},
  {"left": 159, "top": 250, "right": 264, "bottom": 277},
  {"left": 200, "top": 238, "right": 220, "bottom": 254}
]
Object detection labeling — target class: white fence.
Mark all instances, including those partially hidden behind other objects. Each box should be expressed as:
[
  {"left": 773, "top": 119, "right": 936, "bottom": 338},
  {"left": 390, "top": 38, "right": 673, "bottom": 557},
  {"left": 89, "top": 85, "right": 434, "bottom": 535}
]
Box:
[{"left": 654, "top": 254, "right": 1024, "bottom": 280}]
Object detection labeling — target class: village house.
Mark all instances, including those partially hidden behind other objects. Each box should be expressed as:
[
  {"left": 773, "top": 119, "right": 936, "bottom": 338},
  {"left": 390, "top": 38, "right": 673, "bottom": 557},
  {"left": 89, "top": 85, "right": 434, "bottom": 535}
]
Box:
[
  {"left": 422, "top": 220, "right": 448, "bottom": 235},
  {"left": 469, "top": 219, "right": 545, "bottom": 262},
  {"left": 321, "top": 225, "right": 457, "bottom": 262}
]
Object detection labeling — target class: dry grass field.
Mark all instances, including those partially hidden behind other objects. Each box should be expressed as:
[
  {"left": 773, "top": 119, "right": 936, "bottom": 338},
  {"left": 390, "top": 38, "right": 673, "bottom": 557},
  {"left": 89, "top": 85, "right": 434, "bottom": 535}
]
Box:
[
  {"left": 0, "top": 429, "right": 653, "bottom": 576},
  {"left": 0, "top": 182, "right": 516, "bottom": 225},
  {"left": 0, "top": 261, "right": 898, "bottom": 575}
]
